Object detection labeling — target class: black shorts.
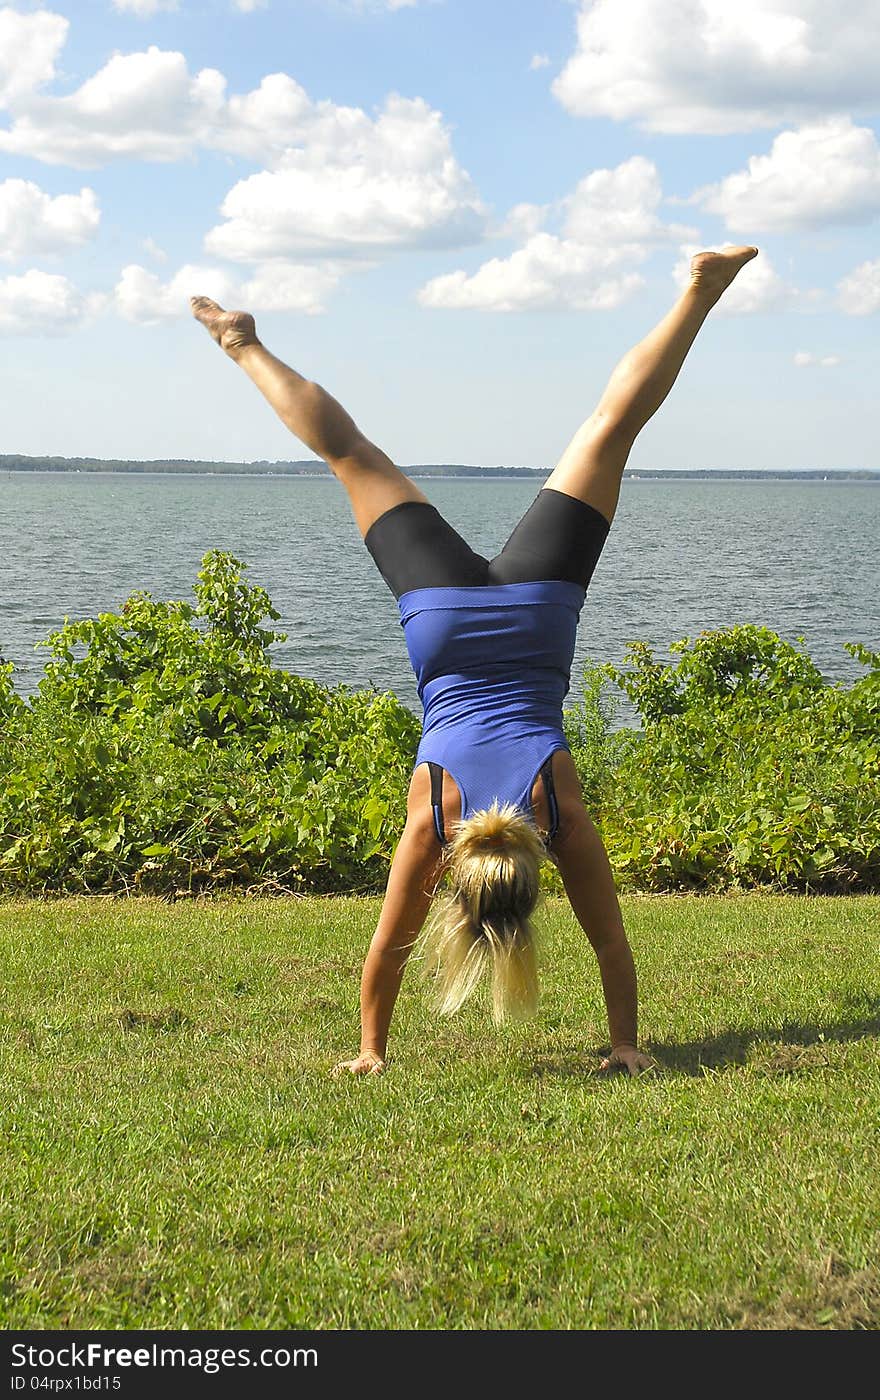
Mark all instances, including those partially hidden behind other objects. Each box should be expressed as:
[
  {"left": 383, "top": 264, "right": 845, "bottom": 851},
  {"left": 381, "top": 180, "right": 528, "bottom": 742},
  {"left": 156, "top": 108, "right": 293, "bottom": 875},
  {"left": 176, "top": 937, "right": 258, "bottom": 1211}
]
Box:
[{"left": 364, "top": 486, "right": 611, "bottom": 600}]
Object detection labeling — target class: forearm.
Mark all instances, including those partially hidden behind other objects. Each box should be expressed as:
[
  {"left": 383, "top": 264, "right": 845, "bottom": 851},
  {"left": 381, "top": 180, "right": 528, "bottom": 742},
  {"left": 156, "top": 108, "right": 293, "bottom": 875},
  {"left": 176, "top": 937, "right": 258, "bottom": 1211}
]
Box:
[
  {"left": 555, "top": 806, "right": 640, "bottom": 1049},
  {"left": 355, "top": 822, "right": 441, "bottom": 1060},
  {"left": 594, "top": 933, "right": 638, "bottom": 1050},
  {"left": 359, "top": 940, "right": 410, "bottom": 1060}
]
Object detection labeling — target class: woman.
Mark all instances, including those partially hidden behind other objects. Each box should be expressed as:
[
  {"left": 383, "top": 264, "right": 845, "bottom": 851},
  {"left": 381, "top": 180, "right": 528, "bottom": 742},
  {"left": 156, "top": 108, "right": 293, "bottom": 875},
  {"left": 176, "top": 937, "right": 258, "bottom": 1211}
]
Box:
[{"left": 192, "top": 244, "right": 758, "bottom": 1078}]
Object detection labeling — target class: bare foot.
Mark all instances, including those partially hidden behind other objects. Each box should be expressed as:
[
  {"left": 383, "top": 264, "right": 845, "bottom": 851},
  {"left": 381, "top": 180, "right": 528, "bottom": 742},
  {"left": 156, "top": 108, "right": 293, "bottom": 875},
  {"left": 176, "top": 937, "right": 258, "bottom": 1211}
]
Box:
[
  {"left": 190, "top": 295, "right": 259, "bottom": 358},
  {"left": 689, "top": 245, "right": 759, "bottom": 304}
]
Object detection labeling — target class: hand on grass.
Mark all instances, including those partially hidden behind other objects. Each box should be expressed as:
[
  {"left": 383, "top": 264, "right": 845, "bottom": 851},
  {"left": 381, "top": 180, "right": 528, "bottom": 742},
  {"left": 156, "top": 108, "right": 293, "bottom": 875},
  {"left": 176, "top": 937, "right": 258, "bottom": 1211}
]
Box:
[
  {"left": 330, "top": 1051, "right": 386, "bottom": 1078},
  {"left": 599, "top": 1045, "right": 656, "bottom": 1076}
]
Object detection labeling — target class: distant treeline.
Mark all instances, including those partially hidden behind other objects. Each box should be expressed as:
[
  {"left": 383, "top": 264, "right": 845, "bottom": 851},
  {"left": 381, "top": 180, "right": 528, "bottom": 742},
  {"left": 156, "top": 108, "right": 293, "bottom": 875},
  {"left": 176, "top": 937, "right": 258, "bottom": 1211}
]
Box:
[
  {"left": 1, "top": 457, "right": 554, "bottom": 478},
  {"left": 2, "top": 454, "right": 878, "bottom": 480}
]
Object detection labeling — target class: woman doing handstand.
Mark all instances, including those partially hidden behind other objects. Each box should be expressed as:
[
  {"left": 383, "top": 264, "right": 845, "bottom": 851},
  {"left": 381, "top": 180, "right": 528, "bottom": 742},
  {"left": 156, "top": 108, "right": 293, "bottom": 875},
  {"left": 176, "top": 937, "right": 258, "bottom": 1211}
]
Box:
[{"left": 192, "top": 244, "right": 758, "bottom": 1078}]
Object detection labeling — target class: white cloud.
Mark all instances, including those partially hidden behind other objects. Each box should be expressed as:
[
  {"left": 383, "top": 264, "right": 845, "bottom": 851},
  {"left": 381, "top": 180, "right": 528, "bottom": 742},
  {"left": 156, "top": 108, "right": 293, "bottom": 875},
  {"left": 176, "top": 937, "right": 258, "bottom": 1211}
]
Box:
[
  {"left": 0, "top": 6, "right": 68, "bottom": 109},
  {"left": 231, "top": 0, "right": 267, "bottom": 10},
  {"left": 210, "top": 72, "right": 316, "bottom": 162},
  {"left": 837, "top": 258, "right": 880, "bottom": 315},
  {"left": 672, "top": 243, "right": 796, "bottom": 314},
  {"left": 0, "top": 180, "right": 99, "bottom": 261},
  {"left": 0, "top": 26, "right": 477, "bottom": 178},
  {"left": 693, "top": 118, "right": 880, "bottom": 233},
  {"left": 112, "top": 0, "right": 179, "bottom": 15},
  {"left": 562, "top": 156, "right": 695, "bottom": 245},
  {"left": 205, "top": 93, "right": 485, "bottom": 259},
  {"left": 0, "top": 268, "right": 96, "bottom": 336},
  {"left": 494, "top": 202, "right": 549, "bottom": 240},
  {"left": 793, "top": 350, "right": 841, "bottom": 367},
  {"left": 418, "top": 157, "right": 693, "bottom": 312},
  {"left": 553, "top": 0, "right": 880, "bottom": 134},
  {"left": 113, "top": 260, "right": 341, "bottom": 322},
  {"left": 0, "top": 46, "right": 228, "bottom": 166},
  {"left": 0, "top": 51, "right": 485, "bottom": 261},
  {"left": 418, "top": 236, "right": 645, "bottom": 312},
  {"left": 114, "top": 263, "right": 236, "bottom": 322},
  {"left": 0, "top": 30, "right": 485, "bottom": 303},
  {"left": 141, "top": 236, "right": 168, "bottom": 262},
  {"left": 238, "top": 261, "right": 341, "bottom": 312},
  {"left": 529, "top": 53, "right": 550, "bottom": 71}
]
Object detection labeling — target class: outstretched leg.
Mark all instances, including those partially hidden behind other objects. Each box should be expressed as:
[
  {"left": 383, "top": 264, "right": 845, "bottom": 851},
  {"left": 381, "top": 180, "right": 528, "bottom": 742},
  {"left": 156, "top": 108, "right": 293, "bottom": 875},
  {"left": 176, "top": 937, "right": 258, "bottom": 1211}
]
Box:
[
  {"left": 545, "top": 247, "right": 759, "bottom": 525},
  {"left": 190, "top": 298, "right": 429, "bottom": 538}
]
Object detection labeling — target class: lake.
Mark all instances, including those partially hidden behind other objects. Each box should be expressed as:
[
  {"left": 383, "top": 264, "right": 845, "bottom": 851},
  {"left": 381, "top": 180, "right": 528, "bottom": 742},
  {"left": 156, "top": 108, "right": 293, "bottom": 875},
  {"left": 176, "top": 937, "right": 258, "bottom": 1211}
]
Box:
[{"left": 1, "top": 472, "right": 878, "bottom": 721}]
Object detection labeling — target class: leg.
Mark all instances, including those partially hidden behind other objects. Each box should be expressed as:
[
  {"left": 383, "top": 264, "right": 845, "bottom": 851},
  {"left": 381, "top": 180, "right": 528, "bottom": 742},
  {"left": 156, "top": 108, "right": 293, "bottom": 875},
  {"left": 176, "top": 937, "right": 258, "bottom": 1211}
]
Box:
[
  {"left": 191, "top": 297, "right": 429, "bottom": 538},
  {"left": 545, "top": 247, "right": 759, "bottom": 525}
]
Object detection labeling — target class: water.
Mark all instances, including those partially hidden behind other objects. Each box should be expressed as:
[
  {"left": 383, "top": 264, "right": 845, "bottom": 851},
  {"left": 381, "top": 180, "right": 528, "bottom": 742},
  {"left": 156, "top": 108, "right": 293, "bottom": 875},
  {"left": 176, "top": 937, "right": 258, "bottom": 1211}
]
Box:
[{"left": 1, "top": 472, "right": 878, "bottom": 721}]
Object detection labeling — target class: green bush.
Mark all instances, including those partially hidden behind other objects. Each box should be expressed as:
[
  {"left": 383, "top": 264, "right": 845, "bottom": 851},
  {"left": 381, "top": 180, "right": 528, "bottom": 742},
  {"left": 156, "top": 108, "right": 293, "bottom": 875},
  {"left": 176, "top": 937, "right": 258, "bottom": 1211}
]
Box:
[
  {"left": 0, "top": 553, "right": 420, "bottom": 894},
  {"left": 564, "top": 626, "right": 880, "bottom": 892}
]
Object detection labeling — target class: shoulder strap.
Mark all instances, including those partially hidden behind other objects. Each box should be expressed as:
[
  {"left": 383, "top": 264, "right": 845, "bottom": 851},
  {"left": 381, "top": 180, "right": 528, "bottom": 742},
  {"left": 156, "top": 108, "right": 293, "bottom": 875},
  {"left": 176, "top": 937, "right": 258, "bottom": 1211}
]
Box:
[
  {"left": 427, "top": 761, "right": 447, "bottom": 846},
  {"left": 540, "top": 755, "right": 560, "bottom": 844}
]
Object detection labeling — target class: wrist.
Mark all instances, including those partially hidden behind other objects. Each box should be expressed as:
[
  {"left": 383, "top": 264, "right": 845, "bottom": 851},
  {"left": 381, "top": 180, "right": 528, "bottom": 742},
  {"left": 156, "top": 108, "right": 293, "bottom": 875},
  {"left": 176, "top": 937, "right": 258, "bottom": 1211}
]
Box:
[{"left": 611, "top": 1041, "right": 638, "bottom": 1052}]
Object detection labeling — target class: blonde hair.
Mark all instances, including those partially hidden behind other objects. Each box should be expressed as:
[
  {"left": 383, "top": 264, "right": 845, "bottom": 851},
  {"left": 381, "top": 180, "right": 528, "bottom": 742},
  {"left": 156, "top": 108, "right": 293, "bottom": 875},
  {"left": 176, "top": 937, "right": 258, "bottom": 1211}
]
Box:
[{"left": 419, "top": 802, "right": 546, "bottom": 1024}]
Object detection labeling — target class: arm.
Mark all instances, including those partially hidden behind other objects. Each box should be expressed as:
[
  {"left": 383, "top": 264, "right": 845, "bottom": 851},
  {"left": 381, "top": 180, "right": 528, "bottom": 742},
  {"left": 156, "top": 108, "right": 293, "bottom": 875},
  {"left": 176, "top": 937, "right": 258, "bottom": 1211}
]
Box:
[
  {"left": 552, "top": 803, "right": 655, "bottom": 1075},
  {"left": 332, "top": 817, "right": 443, "bottom": 1076}
]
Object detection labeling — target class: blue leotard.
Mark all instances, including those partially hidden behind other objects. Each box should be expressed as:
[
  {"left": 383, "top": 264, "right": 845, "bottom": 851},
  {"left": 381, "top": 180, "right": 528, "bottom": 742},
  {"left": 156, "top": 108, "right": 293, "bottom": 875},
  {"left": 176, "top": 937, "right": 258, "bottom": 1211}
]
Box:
[{"left": 398, "top": 580, "right": 586, "bottom": 838}]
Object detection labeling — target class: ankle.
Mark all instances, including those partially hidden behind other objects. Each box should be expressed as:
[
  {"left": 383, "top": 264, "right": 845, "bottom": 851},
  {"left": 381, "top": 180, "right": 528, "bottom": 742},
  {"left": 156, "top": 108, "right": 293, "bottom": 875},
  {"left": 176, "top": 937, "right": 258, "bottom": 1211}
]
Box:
[
  {"left": 226, "top": 335, "right": 262, "bottom": 364},
  {"left": 684, "top": 280, "right": 717, "bottom": 311}
]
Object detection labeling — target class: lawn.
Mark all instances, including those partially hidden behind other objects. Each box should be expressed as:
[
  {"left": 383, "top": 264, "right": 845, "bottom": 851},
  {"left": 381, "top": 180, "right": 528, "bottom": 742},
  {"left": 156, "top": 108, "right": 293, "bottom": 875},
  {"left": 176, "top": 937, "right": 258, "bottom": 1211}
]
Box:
[{"left": 2, "top": 894, "right": 878, "bottom": 1330}]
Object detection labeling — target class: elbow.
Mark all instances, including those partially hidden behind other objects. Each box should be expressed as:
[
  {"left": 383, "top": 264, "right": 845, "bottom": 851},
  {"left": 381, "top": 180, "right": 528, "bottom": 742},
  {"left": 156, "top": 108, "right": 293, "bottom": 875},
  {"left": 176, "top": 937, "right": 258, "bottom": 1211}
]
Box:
[{"left": 550, "top": 796, "right": 592, "bottom": 851}]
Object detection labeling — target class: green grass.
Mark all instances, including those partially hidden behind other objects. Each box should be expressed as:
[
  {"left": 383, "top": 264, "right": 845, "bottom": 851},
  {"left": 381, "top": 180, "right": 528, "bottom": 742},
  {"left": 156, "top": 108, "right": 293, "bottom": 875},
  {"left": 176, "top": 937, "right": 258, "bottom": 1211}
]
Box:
[{"left": 2, "top": 894, "right": 879, "bottom": 1330}]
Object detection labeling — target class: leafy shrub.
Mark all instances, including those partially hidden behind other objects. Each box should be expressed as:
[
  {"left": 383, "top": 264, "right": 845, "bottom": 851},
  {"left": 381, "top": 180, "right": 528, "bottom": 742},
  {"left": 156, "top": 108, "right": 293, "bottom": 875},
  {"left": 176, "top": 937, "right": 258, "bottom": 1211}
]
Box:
[
  {"left": 34, "top": 552, "right": 320, "bottom": 745},
  {"left": 563, "top": 659, "right": 638, "bottom": 808},
  {"left": 0, "top": 553, "right": 420, "bottom": 894},
  {"left": 570, "top": 626, "right": 880, "bottom": 892}
]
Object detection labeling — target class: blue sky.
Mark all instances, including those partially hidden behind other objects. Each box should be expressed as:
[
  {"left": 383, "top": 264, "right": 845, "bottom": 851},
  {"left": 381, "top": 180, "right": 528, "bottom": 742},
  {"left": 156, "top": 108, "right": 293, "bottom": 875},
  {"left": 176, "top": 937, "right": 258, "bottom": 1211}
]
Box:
[{"left": 1, "top": 0, "right": 878, "bottom": 468}]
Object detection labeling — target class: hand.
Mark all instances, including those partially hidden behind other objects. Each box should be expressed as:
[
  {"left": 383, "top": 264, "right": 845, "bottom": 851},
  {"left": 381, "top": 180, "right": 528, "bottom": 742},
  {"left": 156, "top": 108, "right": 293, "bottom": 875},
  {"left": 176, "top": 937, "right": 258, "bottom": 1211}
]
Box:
[
  {"left": 330, "top": 1051, "right": 387, "bottom": 1078},
  {"left": 599, "top": 1044, "right": 657, "bottom": 1076}
]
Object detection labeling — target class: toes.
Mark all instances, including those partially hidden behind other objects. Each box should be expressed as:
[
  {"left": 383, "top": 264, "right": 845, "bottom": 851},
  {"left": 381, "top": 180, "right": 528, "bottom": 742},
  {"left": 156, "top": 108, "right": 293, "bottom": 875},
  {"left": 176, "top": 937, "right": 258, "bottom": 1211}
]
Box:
[{"left": 190, "top": 295, "right": 223, "bottom": 317}]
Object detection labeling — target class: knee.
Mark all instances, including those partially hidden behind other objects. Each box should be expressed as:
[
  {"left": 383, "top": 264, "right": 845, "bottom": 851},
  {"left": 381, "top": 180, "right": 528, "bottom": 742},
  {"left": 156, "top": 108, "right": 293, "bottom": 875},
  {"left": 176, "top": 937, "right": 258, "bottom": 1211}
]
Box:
[
  {"left": 327, "top": 434, "right": 392, "bottom": 482},
  {"left": 585, "top": 409, "right": 637, "bottom": 453}
]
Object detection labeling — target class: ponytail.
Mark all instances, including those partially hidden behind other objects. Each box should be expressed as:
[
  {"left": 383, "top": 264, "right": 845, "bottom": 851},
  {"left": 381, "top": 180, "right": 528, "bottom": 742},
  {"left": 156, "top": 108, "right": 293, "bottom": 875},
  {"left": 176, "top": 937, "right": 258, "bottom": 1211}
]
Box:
[{"left": 419, "top": 802, "right": 545, "bottom": 1024}]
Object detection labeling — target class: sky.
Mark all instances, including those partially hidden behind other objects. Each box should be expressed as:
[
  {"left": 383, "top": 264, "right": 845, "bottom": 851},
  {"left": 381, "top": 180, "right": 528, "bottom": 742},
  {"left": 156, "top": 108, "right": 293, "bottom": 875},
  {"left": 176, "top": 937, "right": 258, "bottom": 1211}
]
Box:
[{"left": 1, "top": 0, "right": 878, "bottom": 469}]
